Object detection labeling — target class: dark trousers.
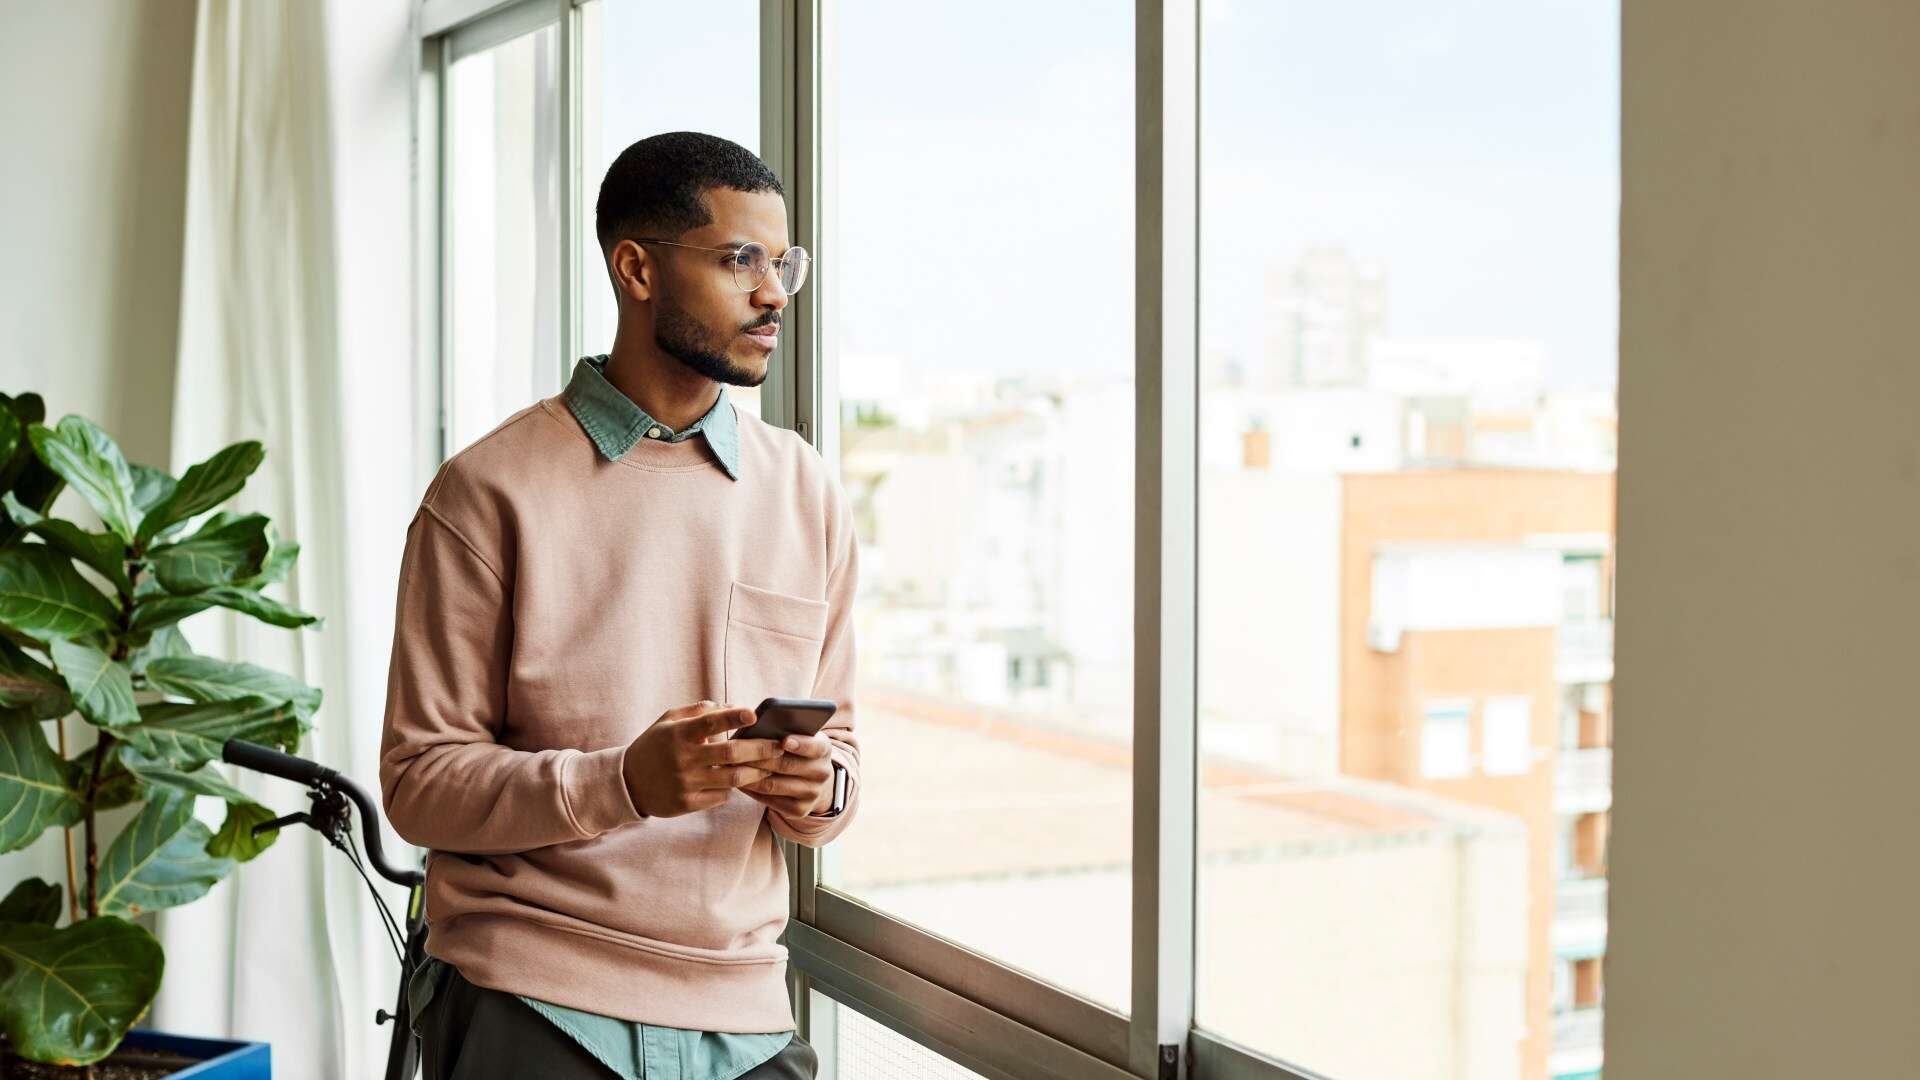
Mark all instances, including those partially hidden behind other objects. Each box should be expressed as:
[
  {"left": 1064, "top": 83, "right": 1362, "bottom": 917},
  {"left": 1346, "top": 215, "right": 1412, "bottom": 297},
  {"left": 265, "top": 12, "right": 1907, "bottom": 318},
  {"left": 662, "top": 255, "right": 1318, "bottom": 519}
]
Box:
[{"left": 416, "top": 964, "right": 819, "bottom": 1079}]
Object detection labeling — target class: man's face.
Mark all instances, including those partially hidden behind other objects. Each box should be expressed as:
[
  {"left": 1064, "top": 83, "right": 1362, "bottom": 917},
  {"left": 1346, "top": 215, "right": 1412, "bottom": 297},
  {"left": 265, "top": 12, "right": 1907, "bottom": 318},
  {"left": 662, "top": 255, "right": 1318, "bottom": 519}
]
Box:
[{"left": 632, "top": 187, "right": 792, "bottom": 388}]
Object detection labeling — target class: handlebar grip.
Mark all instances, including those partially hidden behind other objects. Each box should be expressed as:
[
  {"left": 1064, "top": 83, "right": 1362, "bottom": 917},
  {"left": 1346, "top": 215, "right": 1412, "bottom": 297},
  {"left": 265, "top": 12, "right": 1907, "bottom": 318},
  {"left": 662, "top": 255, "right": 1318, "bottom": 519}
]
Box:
[
  {"left": 222, "top": 736, "right": 424, "bottom": 888},
  {"left": 223, "top": 737, "right": 338, "bottom": 787}
]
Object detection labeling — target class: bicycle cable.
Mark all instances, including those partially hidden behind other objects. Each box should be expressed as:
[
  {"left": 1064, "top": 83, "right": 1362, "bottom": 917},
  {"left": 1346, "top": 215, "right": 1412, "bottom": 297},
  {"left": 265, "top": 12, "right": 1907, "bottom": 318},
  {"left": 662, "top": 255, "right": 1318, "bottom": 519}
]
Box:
[{"left": 340, "top": 814, "right": 407, "bottom": 964}]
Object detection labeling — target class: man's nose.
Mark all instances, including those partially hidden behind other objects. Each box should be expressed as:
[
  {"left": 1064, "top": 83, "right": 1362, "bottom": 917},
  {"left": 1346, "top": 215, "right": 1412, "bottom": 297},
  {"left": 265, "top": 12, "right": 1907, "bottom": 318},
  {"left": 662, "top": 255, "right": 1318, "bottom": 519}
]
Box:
[{"left": 750, "top": 273, "right": 791, "bottom": 308}]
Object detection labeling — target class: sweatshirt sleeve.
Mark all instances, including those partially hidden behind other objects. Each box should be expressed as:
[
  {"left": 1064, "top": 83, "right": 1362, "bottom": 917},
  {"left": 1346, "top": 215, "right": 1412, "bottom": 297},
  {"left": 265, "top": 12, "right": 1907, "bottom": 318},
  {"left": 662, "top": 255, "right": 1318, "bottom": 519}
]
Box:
[
  {"left": 766, "top": 474, "right": 862, "bottom": 848},
  {"left": 379, "top": 501, "right": 643, "bottom": 855}
]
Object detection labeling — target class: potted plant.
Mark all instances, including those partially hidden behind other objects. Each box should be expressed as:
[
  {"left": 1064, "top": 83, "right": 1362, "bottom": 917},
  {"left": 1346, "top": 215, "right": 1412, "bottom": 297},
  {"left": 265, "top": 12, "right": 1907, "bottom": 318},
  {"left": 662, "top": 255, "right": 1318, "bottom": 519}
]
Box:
[{"left": 0, "top": 390, "right": 321, "bottom": 1079}]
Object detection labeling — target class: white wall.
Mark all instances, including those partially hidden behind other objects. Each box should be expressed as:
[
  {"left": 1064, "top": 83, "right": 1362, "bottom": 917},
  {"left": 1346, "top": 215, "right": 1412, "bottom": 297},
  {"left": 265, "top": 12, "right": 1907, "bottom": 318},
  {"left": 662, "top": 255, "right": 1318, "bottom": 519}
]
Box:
[
  {"left": 0, "top": 0, "right": 194, "bottom": 462},
  {"left": 0, "top": 0, "right": 195, "bottom": 921},
  {"left": 1610, "top": 1, "right": 1920, "bottom": 1075}
]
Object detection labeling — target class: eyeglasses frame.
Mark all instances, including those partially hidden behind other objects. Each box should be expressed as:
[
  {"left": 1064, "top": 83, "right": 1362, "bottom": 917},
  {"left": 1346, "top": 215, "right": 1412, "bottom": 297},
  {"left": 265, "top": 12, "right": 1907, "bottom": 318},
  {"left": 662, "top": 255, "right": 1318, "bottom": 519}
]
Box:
[{"left": 627, "top": 238, "right": 811, "bottom": 294}]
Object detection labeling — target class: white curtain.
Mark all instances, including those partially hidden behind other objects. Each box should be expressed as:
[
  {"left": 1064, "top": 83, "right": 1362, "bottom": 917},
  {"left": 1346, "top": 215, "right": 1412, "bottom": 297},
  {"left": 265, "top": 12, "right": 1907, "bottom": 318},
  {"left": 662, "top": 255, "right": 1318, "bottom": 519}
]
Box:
[{"left": 150, "top": 2, "right": 421, "bottom": 1078}]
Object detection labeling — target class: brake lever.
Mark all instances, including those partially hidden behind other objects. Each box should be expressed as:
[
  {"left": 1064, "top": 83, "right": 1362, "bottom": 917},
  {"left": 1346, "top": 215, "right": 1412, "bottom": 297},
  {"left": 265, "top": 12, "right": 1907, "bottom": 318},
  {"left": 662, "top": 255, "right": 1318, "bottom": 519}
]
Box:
[{"left": 252, "top": 811, "right": 312, "bottom": 837}]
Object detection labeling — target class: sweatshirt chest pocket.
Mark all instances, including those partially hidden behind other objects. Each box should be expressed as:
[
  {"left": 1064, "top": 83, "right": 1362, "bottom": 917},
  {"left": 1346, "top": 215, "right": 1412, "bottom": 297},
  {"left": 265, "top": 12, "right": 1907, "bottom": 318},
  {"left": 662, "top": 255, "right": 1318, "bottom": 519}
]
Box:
[{"left": 722, "top": 579, "right": 829, "bottom": 709}]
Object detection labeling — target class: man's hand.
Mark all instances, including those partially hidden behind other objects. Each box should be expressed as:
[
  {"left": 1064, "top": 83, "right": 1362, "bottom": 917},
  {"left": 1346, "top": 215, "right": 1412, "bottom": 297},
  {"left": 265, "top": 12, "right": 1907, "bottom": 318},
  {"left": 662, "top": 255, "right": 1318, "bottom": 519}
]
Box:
[
  {"left": 739, "top": 732, "right": 836, "bottom": 818},
  {"left": 622, "top": 700, "right": 787, "bottom": 818}
]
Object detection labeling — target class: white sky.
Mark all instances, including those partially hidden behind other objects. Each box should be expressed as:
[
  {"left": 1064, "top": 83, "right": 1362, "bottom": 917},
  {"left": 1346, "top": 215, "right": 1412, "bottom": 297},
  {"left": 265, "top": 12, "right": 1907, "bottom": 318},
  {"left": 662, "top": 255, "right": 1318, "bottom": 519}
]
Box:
[{"left": 598, "top": 0, "right": 1620, "bottom": 390}]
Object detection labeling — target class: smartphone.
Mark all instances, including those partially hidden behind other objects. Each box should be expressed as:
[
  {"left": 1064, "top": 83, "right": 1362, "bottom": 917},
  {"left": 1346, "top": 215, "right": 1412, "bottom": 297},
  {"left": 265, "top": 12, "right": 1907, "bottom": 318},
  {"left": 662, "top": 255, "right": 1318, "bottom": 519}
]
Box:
[{"left": 730, "top": 697, "right": 836, "bottom": 742}]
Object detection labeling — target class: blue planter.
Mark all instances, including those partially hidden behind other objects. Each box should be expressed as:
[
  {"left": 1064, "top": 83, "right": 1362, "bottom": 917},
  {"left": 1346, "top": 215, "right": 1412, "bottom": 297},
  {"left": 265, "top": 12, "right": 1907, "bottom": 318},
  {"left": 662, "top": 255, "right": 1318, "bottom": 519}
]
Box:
[{"left": 119, "top": 1030, "right": 270, "bottom": 1079}]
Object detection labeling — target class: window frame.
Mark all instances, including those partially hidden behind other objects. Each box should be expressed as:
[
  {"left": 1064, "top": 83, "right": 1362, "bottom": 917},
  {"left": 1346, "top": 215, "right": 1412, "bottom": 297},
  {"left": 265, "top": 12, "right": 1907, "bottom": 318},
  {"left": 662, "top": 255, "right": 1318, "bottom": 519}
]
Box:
[{"left": 413, "top": 1, "right": 1320, "bottom": 1077}]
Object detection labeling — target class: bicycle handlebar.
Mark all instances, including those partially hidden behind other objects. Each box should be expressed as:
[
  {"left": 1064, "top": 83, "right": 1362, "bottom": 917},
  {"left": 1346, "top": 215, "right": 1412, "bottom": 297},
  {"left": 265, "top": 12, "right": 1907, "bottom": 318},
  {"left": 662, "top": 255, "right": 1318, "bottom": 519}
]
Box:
[{"left": 222, "top": 738, "right": 424, "bottom": 888}]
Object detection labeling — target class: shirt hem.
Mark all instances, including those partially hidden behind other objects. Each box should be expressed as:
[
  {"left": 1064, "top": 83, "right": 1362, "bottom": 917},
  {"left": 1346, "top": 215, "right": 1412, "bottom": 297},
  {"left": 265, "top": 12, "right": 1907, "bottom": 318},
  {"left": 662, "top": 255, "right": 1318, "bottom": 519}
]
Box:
[{"left": 427, "top": 912, "right": 800, "bottom": 1033}]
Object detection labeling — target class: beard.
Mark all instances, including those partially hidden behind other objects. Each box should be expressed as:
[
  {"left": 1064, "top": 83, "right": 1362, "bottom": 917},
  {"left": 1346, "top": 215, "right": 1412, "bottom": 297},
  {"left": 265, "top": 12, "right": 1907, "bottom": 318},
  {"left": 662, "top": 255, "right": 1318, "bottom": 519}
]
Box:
[{"left": 654, "top": 294, "right": 768, "bottom": 387}]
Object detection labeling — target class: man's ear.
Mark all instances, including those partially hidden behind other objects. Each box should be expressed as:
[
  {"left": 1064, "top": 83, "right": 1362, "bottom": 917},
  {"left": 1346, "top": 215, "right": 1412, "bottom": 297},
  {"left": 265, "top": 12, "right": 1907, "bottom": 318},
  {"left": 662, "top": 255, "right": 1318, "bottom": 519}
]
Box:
[{"left": 610, "top": 240, "right": 653, "bottom": 303}]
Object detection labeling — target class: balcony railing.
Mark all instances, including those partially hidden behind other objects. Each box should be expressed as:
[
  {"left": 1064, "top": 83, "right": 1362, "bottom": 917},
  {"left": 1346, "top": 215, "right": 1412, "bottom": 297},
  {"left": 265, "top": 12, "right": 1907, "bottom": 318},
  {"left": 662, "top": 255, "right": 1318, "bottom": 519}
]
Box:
[
  {"left": 1556, "top": 617, "right": 1614, "bottom": 683},
  {"left": 1555, "top": 747, "right": 1613, "bottom": 814},
  {"left": 1551, "top": 1006, "right": 1605, "bottom": 1080},
  {"left": 1555, "top": 876, "right": 1608, "bottom": 920},
  {"left": 1553, "top": 877, "right": 1609, "bottom": 959}
]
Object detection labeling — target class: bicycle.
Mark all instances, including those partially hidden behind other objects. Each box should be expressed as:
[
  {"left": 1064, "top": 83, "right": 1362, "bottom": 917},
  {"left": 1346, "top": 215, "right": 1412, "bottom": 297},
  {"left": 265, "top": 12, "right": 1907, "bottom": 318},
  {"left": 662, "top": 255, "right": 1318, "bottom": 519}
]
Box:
[{"left": 221, "top": 737, "right": 429, "bottom": 1080}]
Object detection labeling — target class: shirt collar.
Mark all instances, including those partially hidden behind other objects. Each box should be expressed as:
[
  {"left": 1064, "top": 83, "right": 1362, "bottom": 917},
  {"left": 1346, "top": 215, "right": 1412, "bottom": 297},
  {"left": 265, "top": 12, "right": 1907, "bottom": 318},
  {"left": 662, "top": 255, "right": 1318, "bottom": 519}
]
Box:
[{"left": 562, "top": 355, "right": 741, "bottom": 481}]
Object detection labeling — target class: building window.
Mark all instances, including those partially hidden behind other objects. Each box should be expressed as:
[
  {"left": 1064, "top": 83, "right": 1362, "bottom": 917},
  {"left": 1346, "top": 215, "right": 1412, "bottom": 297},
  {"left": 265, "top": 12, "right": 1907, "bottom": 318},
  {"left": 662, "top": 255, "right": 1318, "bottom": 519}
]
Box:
[
  {"left": 1421, "top": 699, "right": 1473, "bottom": 778},
  {"left": 1483, "top": 694, "right": 1534, "bottom": 775}
]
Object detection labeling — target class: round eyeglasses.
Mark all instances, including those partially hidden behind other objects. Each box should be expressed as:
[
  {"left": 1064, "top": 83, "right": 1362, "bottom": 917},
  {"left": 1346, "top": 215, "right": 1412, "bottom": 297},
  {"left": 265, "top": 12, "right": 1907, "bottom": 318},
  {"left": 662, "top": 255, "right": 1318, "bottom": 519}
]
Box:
[{"left": 631, "top": 239, "right": 811, "bottom": 295}]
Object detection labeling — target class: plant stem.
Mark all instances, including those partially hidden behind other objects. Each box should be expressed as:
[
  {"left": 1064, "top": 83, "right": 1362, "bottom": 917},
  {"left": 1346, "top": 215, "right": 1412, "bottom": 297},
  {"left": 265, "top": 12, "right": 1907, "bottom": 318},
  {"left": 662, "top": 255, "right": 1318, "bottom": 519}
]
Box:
[
  {"left": 57, "top": 716, "right": 80, "bottom": 924},
  {"left": 83, "top": 730, "right": 111, "bottom": 920}
]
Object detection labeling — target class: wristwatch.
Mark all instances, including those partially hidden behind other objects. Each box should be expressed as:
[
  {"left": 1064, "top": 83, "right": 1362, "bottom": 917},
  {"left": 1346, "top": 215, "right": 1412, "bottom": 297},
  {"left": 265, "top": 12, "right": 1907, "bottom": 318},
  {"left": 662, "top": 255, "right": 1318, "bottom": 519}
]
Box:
[{"left": 809, "top": 761, "right": 849, "bottom": 818}]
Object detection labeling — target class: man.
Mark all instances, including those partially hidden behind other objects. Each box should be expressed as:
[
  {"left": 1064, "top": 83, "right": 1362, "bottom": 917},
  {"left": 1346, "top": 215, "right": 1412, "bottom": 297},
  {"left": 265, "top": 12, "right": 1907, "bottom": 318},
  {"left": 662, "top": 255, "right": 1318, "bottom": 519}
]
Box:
[{"left": 379, "top": 131, "right": 858, "bottom": 1080}]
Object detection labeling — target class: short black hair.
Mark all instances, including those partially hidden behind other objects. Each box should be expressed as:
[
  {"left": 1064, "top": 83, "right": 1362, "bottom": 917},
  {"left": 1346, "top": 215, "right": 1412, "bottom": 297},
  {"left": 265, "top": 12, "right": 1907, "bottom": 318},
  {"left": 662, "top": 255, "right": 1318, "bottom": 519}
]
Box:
[{"left": 594, "top": 131, "right": 784, "bottom": 255}]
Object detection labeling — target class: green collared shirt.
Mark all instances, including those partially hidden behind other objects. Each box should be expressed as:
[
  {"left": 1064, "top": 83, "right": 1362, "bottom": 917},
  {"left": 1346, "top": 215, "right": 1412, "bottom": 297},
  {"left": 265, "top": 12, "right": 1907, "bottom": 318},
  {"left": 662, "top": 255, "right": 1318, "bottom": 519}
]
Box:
[
  {"left": 403, "top": 357, "right": 788, "bottom": 1078},
  {"left": 564, "top": 354, "right": 742, "bottom": 481}
]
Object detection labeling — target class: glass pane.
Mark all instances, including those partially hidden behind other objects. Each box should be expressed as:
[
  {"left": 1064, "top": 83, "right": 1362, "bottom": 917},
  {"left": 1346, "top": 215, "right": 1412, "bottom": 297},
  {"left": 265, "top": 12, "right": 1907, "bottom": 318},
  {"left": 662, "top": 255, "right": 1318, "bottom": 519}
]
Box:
[
  {"left": 1196, "top": 3, "right": 1618, "bottom": 1078},
  {"left": 578, "top": 0, "right": 763, "bottom": 420},
  {"left": 445, "top": 23, "right": 563, "bottom": 450},
  {"left": 822, "top": 0, "right": 1135, "bottom": 1012},
  {"left": 808, "top": 991, "right": 988, "bottom": 1080}
]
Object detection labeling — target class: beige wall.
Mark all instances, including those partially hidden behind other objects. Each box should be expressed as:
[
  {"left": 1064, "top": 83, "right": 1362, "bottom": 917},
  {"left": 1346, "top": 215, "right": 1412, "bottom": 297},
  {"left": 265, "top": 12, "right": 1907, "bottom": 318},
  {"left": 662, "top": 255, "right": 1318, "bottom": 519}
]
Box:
[
  {"left": 0, "top": 0, "right": 194, "bottom": 463},
  {"left": 1611, "top": 1, "right": 1920, "bottom": 1076},
  {"left": 0, "top": 0, "right": 195, "bottom": 913}
]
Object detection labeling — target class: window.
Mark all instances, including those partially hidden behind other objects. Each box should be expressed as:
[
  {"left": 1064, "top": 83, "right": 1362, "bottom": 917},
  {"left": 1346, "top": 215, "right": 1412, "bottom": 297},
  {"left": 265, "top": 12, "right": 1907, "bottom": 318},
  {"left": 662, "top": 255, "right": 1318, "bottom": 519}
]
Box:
[
  {"left": 422, "top": 1, "right": 1618, "bottom": 1077},
  {"left": 1483, "top": 695, "right": 1535, "bottom": 775},
  {"left": 1420, "top": 700, "right": 1474, "bottom": 778},
  {"left": 442, "top": 21, "right": 562, "bottom": 452},
  {"left": 821, "top": 0, "right": 1136, "bottom": 1013},
  {"left": 1194, "top": 1, "right": 1618, "bottom": 1075},
  {"left": 576, "top": 0, "right": 763, "bottom": 418}
]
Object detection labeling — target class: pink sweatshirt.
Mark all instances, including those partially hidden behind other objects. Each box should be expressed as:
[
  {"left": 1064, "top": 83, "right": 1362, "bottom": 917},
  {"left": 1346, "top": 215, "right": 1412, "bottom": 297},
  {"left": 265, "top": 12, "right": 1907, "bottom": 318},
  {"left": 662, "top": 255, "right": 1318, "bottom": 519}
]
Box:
[{"left": 378, "top": 393, "right": 860, "bottom": 1033}]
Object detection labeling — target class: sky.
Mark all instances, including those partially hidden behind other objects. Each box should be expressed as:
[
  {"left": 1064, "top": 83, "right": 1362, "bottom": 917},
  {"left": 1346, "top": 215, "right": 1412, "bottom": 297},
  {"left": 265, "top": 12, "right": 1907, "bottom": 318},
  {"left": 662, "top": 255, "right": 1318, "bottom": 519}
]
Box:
[{"left": 595, "top": 0, "right": 1620, "bottom": 391}]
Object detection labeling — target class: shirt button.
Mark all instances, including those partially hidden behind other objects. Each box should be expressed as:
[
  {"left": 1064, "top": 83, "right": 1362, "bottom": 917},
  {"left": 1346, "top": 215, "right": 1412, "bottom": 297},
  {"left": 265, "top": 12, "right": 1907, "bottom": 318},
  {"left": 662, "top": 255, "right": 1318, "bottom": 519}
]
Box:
[{"left": 646, "top": 427, "right": 663, "bottom": 439}]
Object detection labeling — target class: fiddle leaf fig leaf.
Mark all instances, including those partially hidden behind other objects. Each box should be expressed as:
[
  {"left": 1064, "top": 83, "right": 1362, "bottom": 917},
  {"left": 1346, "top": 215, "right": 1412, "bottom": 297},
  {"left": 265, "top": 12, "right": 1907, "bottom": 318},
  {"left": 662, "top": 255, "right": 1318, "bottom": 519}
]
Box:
[
  {"left": 95, "top": 787, "right": 236, "bottom": 917},
  {"left": 146, "top": 512, "right": 271, "bottom": 594},
  {"left": 49, "top": 639, "right": 138, "bottom": 730},
  {"left": 145, "top": 655, "right": 321, "bottom": 724},
  {"left": 207, "top": 799, "right": 281, "bottom": 863},
  {"left": 0, "top": 915, "right": 164, "bottom": 1066},
  {"left": 240, "top": 527, "right": 298, "bottom": 590},
  {"left": 0, "top": 878, "right": 62, "bottom": 926},
  {"left": 116, "top": 744, "right": 251, "bottom": 803},
  {"left": 112, "top": 747, "right": 279, "bottom": 863},
  {"left": 0, "top": 543, "right": 118, "bottom": 643},
  {"left": 1, "top": 492, "right": 131, "bottom": 598},
  {"left": 128, "top": 463, "right": 178, "bottom": 516},
  {"left": 116, "top": 695, "right": 302, "bottom": 770},
  {"left": 130, "top": 583, "right": 320, "bottom": 636},
  {"left": 0, "top": 638, "right": 71, "bottom": 720},
  {"left": 127, "top": 591, "right": 212, "bottom": 638},
  {"left": 0, "top": 710, "right": 86, "bottom": 854},
  {"left": 27, "top": 417, "right": 140, "bottom": 545},
  {"left": 134, "top": 441, "right": 263, "bottom": 547}
]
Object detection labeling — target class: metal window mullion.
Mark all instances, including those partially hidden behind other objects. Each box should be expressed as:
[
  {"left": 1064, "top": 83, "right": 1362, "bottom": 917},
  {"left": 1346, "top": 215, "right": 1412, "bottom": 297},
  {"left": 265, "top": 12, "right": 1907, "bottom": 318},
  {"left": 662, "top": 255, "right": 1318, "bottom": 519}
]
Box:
[
  {"left": 1133, "top": 1, "right": 1199, "bottom": 1079},
  {"left": 558, "top": 0, "right": 581, "bottom": 384},
  {"left": 757, "top": 0, "right": 800, "bottom": 437},
  {"left": 431, "top": 32, "right": 454, "bottom": 469}
]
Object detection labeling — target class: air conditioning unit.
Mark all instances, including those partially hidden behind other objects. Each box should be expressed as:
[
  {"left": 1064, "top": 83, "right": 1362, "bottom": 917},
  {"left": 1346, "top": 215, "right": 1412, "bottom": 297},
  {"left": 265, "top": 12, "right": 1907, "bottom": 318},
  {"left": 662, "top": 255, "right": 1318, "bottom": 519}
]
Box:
[{"left": 1367, "top": 619, "right": 1402, "bottom": 653}]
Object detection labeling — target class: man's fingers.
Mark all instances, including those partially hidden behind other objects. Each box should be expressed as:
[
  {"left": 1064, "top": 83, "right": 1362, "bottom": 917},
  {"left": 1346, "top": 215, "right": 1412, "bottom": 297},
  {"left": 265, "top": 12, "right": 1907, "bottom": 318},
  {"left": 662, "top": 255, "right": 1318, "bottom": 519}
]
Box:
[
  {"left": 691, "top": 736, "right": 785, "bottom": 767},
  {"left": 741, "top": 775, "right": 814, "bottom": 798},
  {"left": 753, "top": 738, "right": 835, "bottom": 777},
  {"left": 774, "top": 733, "right": 832, "bottom": 759},
  {"left": 682, "top": 705, "right": 756, "bottom": 742},
  {"left": 691, "top": 763, "right": 773, "bottom": 791}
]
